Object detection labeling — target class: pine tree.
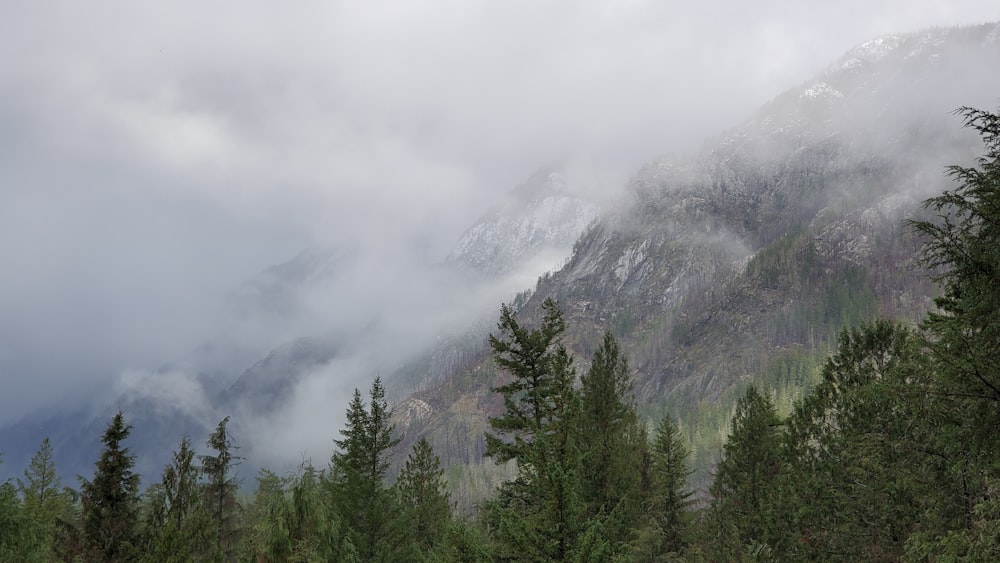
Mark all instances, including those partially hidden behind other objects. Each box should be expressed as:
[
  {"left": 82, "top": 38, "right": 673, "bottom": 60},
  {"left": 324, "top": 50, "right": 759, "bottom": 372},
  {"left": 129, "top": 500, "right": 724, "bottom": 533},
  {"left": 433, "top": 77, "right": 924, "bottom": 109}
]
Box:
[
  {"left": 485, "top": 298, "right": 568, "bottom": 464},
  {"left": 143, "top": 436, "right": 212, "bottom": 561},
  {"left": 201, "top": 416, "right": 243, "bottom": 562},
  {"left": 395, "top": 437, "right": 452, "bottom": 557},
  {"left": 484, "top": 299, "right": 587, "bottom": 560},
  {"left": 780, "top": 320, "right": 926, "bottom": 560},
  {"left": 905, "top": 105, "right": 1000, "bottom": 556},
  {"left": 577, "top": 331, "right": 647, "bottom": 528},
  {"left": 80, "top": 411, "right": 141, "bottom": 562},
  {"left": 329, "top": 377, "right": 401, "bottom": 561},
  {"left": 708, "top": 386, "right": 782, "bottom": 558},
  {"left": 648, "top": 413, "right": 693, "bottom": 554},
  {"left": 1, "top": 454, "right": 48, "bottom": 561},
  {"left": 17, "top": 437, "right": 71, "bottom": 559}
]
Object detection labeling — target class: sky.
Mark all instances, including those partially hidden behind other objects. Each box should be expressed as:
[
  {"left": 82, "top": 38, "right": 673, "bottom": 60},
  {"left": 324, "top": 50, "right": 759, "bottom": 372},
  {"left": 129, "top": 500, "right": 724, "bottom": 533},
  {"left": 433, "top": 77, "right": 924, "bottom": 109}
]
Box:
[{"left": 2, "top": 0, "right": 1000, "bottom": 432}]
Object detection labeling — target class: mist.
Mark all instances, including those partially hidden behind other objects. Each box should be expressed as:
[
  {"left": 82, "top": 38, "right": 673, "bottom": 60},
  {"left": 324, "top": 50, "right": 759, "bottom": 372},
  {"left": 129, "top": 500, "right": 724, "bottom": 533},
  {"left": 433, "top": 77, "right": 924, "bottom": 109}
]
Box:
[{"left": 2, "top": 2, "right": 999, "bottom": 467}]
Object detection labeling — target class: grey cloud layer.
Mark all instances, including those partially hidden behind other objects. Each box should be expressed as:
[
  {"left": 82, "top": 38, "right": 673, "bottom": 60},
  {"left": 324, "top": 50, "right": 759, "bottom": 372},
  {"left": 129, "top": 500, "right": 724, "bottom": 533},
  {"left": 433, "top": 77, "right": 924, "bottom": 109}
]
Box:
[{"left": 2, "top": 0, "right": 999, "bottom": 424}]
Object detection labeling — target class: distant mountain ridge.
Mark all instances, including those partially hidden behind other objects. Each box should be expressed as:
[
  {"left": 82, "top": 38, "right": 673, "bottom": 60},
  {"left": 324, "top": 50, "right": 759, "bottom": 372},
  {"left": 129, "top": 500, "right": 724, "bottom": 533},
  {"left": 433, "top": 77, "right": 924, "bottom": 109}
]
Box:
[{"left": 0, "top": 164, "right": 610, "bottom": 483}]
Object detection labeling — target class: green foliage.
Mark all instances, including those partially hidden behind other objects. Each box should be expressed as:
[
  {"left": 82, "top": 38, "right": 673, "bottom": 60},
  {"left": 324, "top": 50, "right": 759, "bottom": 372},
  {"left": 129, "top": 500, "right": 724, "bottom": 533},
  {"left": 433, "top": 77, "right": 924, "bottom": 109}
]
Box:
[
  {"left": 329, "top": 377, "right": 402, "bottom": 561},
  {"left": 645, "top": 413, "right": 693, "bottom": 555},
  {"left": 777, "top": 320, "right": 925, "bottom": 560},
  {"left": 141, "top": 436, "right": 213, "bottom": 562},
  {"left": 80, "top": 411, "right": 141, "bottom": 562},
  {"left": 395, "top": 437, "right": 452, "bottom": 557},
  {"left": 578, "top": 331, "right": 647, "bottom": 531},
  {"left": 16, "top": 437, "right": 72, "bottom": 560},
  {"left": 201, "top": 416, "right": 243, "bottom": 562},
  {"left": 902, "top": 105, "right": 1000, "bottom": 557},
  {"left": 706, "top": 386, "right": 783, "bottom": 558},
  {"left": 485, "top": 297, "right": 569, "bottom": 464},
  {"left": 0, "top": 455, "right": 48, "bottom": 561},
  {"left": 242, "top": 466, "right": 358, "bottom": 562},
  {"left": 485, "top": 298, "right": 590, "bottom": 560}
]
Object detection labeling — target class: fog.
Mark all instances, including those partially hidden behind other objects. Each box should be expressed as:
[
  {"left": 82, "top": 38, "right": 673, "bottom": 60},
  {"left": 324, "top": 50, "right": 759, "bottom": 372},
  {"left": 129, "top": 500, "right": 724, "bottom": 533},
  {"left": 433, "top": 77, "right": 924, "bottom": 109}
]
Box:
[{"left": 2, "top": 1, "right": 999, "bottom": 463}]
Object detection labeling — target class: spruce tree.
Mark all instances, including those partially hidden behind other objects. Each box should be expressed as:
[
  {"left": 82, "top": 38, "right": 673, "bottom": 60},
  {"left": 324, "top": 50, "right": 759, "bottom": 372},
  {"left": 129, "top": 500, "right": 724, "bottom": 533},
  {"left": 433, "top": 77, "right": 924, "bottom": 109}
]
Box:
[
  {"left": 484, "top": 299, "right": 587, "bottom": 560},
  {"left": 905, "top": 105, "right": 1000, "bottom": 556},
  {"left": 329, "top": 377, "right": 401, "bottom": 561},
  {"left": 578, "top": 331, "right": 646, "bottom": 526},
  {"left": 17, "top": 437, "right": 71, "bottom": 559},
  {"left": 80, "top": 411, "right": 141, "bottom": 562},
  {"left": 395, "top": 437, "right": 452, "bottom": 556},
  {"left": 708, "top": 386, "right": 782, "bottom": 558},
  {"left": 648, "top": 413, "right": 693, "bottom": 554},
  {"left": 485, "top": 298, "right": 568, "bottom": 464},
  {"left": 143, "top": 436, "right": 212, "bottom": 561},
  {"left": 201, "top": 416, "right": 243, "bottom": 562}
]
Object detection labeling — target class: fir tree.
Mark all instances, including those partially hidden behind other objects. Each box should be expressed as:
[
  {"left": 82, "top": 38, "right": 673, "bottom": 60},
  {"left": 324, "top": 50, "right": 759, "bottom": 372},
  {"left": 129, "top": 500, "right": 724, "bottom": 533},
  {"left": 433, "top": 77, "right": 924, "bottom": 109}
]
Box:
[
  {"left": 485, "top": 298, "right": 568, "bottom": 464},
  {"left": 394, "top": 437, "right": 452, "bottom": 558},
  {"left": 648, "top": 413, "right": 693, "bottom": 554},
  {"left": 17, "top": 437, "right": 71, "bottom": 559},
  {"left": 577, "top": 331, "right": 647, "bottom": 527},
  {"left": 484, "top": 299, "right": 587, "bottom": 560},
  {"left": 143, "top": 436, "right": 212, "bottom": 561},
  {"left": 80, "top": 411, "right": 141, "bottom": 563},
  {"left": 201, "top": 416, "right": 243, "bottom": 562},
  {"left": 905, "top": 105, "right": 1000, "bottom": 556},
  {"left": 708, "top": 387, "right": 782, "bottom": 558},
  {"left": 329, "top": 377, "right": 401, "bottom": 561}
]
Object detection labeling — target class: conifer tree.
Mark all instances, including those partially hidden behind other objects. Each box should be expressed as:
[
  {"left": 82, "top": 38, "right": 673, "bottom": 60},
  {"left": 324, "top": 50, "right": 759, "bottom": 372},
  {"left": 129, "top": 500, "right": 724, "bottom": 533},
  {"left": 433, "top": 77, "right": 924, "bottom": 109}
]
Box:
[
  {"left": 329, "top": 377, "right": 401, "bottom": 561},
  {"left": 201, "top": 416, "right": 243, "bottom": 562},
  {"left": 648, "top": 413, "right": 693, "bottom": 553},
  {"left": 17, "top": 437, "right": 71, "bottom": 558},
  {"left": 243, "top": 468, "right": 356, "bottom": 562},
  {"left": 485, "top": 298, "right": 568, "bottom": 464},
  {"left": 905, "top": 105, "right": 1000, "bottom": 555},
  {"left": 780, "top": 320, "right": 925, "bottom": 560},
  {"left": 1, "top": 455, "right": 47, "bottom": 561},
  {"left": 485, "top": 299, "right": 587, "bottom": 560},
  {"left": 578, "top": 331, "right": 647, "bottom": 526},
  {"left": 395, "top": 437, "right": 452, "bottom": 557},
  {"left": 143, "top": 436, "right": 212, "bottom": 561},
  {"left": 80, "top": 411, "right": 141, "bottom": 562},
  {"left": 708, "top": 386, "right": 782, "bottom": 558}
]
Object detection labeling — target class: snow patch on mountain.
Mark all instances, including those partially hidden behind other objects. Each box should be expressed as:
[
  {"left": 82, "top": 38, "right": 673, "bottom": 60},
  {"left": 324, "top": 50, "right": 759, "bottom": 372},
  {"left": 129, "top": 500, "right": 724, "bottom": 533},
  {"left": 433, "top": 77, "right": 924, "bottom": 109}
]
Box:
[
  {"left": 448, "top": 170, "right": 600, "bottom": 275},
  {"left": 801, "top": 82, "right": 844, "bottom": 100}
]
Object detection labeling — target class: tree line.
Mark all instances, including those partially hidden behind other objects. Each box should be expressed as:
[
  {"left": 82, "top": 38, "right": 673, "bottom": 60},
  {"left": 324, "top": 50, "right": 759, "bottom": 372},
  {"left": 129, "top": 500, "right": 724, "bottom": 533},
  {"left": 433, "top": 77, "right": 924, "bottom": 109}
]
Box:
[{"left": 3, "top": 106, "right": 1000, "bottom": 560}]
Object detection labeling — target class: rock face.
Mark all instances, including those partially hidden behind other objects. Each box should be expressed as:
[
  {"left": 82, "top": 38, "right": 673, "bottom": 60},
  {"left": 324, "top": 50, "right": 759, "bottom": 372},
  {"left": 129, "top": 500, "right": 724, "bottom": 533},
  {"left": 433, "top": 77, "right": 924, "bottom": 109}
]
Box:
[
  {"left": 448, "top": 168, "right": 600, "bottom": 275},
  {"left": 395, "top": 22, "right": 1000, "bottom": 502}
]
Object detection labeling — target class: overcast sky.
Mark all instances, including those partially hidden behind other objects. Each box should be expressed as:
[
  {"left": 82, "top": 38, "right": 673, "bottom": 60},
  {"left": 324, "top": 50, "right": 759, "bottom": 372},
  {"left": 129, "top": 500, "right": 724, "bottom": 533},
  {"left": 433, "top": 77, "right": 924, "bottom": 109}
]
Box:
[{"left": 2, "top": 1, "right": 999, "bottom": 425}]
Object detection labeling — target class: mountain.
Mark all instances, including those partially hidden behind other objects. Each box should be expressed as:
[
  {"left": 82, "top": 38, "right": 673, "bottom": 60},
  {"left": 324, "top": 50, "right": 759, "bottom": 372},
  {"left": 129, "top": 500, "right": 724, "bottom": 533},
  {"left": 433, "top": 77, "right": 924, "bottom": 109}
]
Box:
[
  {"left": 393, "top": 22, "right": 1000, "bottom": 503},
  {"left": 0, "top": 165, "right": 609, "bottom": 484},
  {"left": 448, "top": 167, "right": 600, "bottom": 276}
]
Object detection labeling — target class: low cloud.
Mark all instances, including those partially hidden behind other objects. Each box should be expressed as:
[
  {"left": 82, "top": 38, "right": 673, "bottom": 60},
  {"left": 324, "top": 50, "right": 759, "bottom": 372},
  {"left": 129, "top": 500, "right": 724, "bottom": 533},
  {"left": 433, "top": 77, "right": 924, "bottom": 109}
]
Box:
[{"left": 2, "top": 0, "right": 999, "bottom": 438}]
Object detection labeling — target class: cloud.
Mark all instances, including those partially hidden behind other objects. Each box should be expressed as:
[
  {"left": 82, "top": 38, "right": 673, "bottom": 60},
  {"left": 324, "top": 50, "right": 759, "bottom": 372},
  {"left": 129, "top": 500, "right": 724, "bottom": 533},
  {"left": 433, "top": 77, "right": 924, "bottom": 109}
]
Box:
[{"left": 1, "top": 0, "right": 999, "bottom": 431}]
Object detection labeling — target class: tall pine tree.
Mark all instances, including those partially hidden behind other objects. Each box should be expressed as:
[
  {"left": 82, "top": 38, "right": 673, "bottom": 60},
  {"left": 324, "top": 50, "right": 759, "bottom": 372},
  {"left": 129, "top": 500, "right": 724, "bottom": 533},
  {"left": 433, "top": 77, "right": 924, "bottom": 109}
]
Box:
[
  {"left": 484, "top": 299, "right": 586, "bottom": 560},
  {"left": 577, "top": 331, "right": 647, "bottom": 529},
  {"left": 201, "top": 416, "right": 243, "bottom": 562},
  {"left": 329, "top": 377, "right": 401, "bottom": 561},
  {"left": 80, "top": 411, "right": 141, "bottom": 563},
  {"left": 17, "top": 437, "right": 71, "bottom": 559},
  {"left": 395, "top": 437, "right": 452, "bottom": 558},
  {"left": 707, "top": 387, "right": 782, "bottom": 559}
]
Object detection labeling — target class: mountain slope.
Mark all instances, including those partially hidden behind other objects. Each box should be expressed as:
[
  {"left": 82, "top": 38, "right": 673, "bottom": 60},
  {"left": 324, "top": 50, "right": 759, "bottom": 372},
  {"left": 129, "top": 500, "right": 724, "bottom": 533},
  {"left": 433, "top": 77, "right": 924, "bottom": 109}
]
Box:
[{"left": 394, "top": 22, "right": 1000, "bottom": 502}]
